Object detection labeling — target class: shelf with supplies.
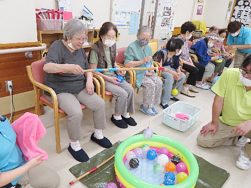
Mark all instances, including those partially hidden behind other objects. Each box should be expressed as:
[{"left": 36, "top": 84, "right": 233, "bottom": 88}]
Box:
[{"left": 37, "top": 29, "right": 100, "bottom": 56}]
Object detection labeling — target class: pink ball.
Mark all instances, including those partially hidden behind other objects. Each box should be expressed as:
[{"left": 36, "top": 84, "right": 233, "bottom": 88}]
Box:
[
  {"left": 105, "top": 182, "right": 117, "bottom": 188},
  {"left": 123, "top": 156, "right": 127, "bottom": 163},
  {"left": 176, "top": 162, "right": 187, "bottom": 173},
  {"left": 159, "top": 147, "right": 168, "bottom": 156},
  {"left": 133, "top": 148, "right": 144, "bottom": 158},
  {"left": 167, "top": 152, "right": 174, "bottom": 158}
]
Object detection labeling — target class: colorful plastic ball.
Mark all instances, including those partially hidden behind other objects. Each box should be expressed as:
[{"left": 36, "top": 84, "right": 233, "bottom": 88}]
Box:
[
  {"left": 153, "top": 164, "right": 165, "bottom": 173},
  {"left": 171, "top": 155, "right": 181, "bottom": 165},
  {"left": 164, "top": 172, "right": 176, "bottom": 181},
  {"left": 163, "top": 178, "right": 175, "bottom": 186},
  {"left": 165, "top": 162, "right": 176, "bottom": 172},
  {"left": 171, "top": 88, "right": 179, "bottom": 96},
  {"left": 143, "top": 127, "right": 153, "bottom": 139},
  {"left": 126, "top": 151, "right": 136, "bottom": 160},
  {"left": 147, "top": 149, "right": 157, "bottom": 160},
  {"left": 129, "top": 158, "right": 139, "bottom": 169},
  {"left": 105, "top": 182, "right": 117, "bottom": 188},
  {"left": 167, "top": 152, "right": 174, "bottom": 159},
  {"left": 176, "top": 172, "right": 188, "bottom": 183},
  {"left": 133, "top": 148, "right": 144, "bottom": 158},
  {"left": 176, "top": 162, "right": 187, "bottom": 173},
  {"left": 157, "top": 154, "right": 169, "bottom": 166},
  {"left": 158, "top": 147, "right": 169, "bottom": 156}
]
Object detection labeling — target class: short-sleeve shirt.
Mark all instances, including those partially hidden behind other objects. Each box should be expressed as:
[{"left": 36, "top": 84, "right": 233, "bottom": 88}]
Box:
[
  {"left": 45, "top": 40, "right": 89, "bottom": 94},
  {"left": 177, "top": 36, "right": 191, "bottom": 62},
  {"left": 227, "top": 26, "right": 251, "bottom": 54},
  {"left": 0, "top": 118, "right": 25, "bottom": 185},
  {"left": 153, "top": 49, "right": 180, "bottom": 69},
  {"left": 89, "top": 47, "right": 115, "bottom": 76},
  {"left": 124, "top": 40, "right": 153, "bottom": 88},
  {"left": 211, "top": 68, "right": 251, "bottom": 126}
]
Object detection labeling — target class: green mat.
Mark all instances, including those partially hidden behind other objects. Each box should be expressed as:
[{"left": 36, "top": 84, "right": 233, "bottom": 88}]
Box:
[{"left": 69, "top": 142, "right": 230, "bottom": 188}]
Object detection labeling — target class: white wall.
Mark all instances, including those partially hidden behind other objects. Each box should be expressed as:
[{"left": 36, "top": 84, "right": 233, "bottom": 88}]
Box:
[
  {"left": 203, "top": 0, "right": 233, "bottom": 28},
  {"left": 0, "top": 0, "right": 37, "bottom": 43},
  {"left": 173, "top": 0, "right": 196, "bottom": 27}
]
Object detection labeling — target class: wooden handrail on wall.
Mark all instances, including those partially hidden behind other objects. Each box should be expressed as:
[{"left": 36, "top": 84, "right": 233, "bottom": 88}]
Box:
[{"left": 0, "top": 43, "right": 46, "bottom": 54}]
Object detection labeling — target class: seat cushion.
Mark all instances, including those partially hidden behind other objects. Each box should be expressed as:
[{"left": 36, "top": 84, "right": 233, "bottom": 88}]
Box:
[{"left": 105, "top": 91, "right": 113, "bottom": 96}]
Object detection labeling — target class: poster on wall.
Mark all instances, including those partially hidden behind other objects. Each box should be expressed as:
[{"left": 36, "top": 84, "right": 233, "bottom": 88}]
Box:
[
  {"left": 196, "top": 5, "right": 203, "bottom": 15},
  {"left": 111, "top": 0, "right": 142, "bottom": 32},
  {"left": 230, "top": 0, "right": 251, "bottom": 26},
  {"left": 153, "top": 0, "right": 176, "bottom": 40}
]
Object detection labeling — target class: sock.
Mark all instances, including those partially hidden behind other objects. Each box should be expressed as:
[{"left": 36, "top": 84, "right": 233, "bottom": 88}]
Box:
[
  {"left": 94, "top": 129, "right": 104, "bottom": 139},
  {"left": 113, "top": 115, "right": 122, "bottom": 120},
  {"left": 123, "top": 112, "right": 130, "bottom": 118},
  {"left": 70, "top": 140, "right": 81, "bottom": 151}
]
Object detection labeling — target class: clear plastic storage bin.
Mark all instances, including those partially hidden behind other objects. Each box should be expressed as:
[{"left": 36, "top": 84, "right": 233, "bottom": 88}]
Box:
[{"left": 162, "top": 101, "right": 200, "bottom": 132}]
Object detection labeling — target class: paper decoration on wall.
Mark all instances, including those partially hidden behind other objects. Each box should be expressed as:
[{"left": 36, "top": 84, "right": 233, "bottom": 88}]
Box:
[
  {"left": 153, "top": 0, "right": 176, "bottom": 40},
  {"left": 111, "top": 0, "right": 142, "bottom": 30},
  {"left": 230, "top": 0, "right": 251, "bottom": 26},
  {"left": 129, "top": 12, "right": 140, "bottom": 35},
  {"left": 196, "top": 5, "right": 203, "bottom": 15}
]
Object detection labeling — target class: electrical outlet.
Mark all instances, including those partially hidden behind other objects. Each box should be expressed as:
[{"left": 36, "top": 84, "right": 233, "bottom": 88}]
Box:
[{"left": 5, "top": 80, "right": 13, "bottom": 93}]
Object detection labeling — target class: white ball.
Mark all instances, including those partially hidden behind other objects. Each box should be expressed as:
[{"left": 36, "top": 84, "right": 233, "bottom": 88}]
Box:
[
  {"left": 157, "top": 154, "right": 169, "bottom": 166},
  {"left": 126, "top": 151, "right": 136, "bottom": 160}
]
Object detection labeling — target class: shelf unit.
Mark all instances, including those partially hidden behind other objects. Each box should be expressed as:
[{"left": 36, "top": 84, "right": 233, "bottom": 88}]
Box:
[{"left": 37, "top": 29, "right": 100, "bottom": 55}]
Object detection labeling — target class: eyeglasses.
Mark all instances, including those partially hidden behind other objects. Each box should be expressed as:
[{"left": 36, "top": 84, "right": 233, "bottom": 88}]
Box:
[
  {"left": 240, "top": 68, "right": 251, "bottom": 76},
  {"left": 105, "top": 35, "right": 117, "bottom": 40}
]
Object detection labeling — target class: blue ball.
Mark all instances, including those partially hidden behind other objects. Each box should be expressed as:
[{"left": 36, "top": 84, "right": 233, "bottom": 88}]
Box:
[
  {"left": 164, "top": 172, "right": 176, "bottom": 181},
  {"left": 116, "top": 75, "right": 125, "bottom": 83},
  {"left": 146, "top": 149, "right": 157, "bottom": 160},
  {"left": 163, "top": 178, "right": 175, "bottom": 186}
]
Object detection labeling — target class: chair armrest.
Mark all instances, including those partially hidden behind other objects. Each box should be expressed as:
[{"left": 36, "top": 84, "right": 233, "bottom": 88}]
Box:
[
  {"left": 93, "top": 77, "right": 101, "bottom": 97},
  {"left": 93, "top": 73, "right": 106, "bottom": 99},
  {"left": 116, "top": 63, "right": 135, "bottom": 86},
  {"left": 153, "top": 61, "right": 162, "bottom": 76}
]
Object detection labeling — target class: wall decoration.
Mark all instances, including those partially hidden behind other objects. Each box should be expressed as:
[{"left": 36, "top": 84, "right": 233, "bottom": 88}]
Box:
[
  {"left": 196, "top": 5, "right": 203, "bottom": 15},
  {"left": 230, "top": 0, "right": 251, "bottom": 26},
  {"left": 111, "top": 0, "right": 142, "bottom": 29},
  {"left": 153, "top": 0, "right": 176, "bottom": 40}
]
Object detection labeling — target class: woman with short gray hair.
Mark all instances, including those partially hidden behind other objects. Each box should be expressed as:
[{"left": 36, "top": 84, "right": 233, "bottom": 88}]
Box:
[
  {"left": 43, "top": 19, "right": 112, "bottom": 162},
  {"left": 124, "top": 26, "right": 163, "bottom": 116}
]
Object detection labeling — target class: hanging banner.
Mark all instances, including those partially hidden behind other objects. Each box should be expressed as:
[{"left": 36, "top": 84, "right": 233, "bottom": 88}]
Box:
[{"left": 153, "top": 0, "right": 176, "bottom": 40}]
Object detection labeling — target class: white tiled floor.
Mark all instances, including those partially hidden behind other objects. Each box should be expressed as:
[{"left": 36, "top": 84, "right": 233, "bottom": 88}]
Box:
[{"left": 38, "top": 89, "right": 251, "bottom": 188}]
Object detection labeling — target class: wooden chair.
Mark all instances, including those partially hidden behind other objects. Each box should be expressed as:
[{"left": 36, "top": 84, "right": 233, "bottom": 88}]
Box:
[
  {"left": 26, "top": 59, "right": 101, "bottom": 153},
  {"left": 93, "top": 47, "right": 135, "bottom": 100}
]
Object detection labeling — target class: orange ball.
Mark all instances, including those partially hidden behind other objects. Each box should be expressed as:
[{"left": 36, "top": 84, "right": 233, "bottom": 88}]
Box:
[{"left": 165, "top": 162, "right": 176, "bottom": 172}]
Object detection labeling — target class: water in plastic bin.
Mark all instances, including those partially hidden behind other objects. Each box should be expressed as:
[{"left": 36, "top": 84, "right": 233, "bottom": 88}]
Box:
[{"left": 124, "top": 146, "right": 189, "bottom": 186}]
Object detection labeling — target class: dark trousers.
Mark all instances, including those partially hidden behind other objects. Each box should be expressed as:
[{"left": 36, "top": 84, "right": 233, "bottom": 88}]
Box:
[{"left": 183, "top": 62, "right": 205, "bottom": 85}]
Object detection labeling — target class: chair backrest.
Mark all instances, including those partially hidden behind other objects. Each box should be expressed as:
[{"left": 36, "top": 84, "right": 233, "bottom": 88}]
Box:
[
  {"left": 149, "top": 39, "right": 158, "bottom": 54},
  {"left": 115, "top": 47, "right": 127, "bottom": 65},
  {"left": 31, "top": 59, "right": 46, "bottom": 83}
]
